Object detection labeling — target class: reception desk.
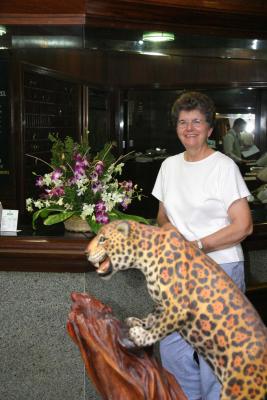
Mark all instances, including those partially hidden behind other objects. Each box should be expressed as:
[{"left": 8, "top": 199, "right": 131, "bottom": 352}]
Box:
[
  {"left": 0, "top": 223, "right": 266, "bottom": 400},
  {"left": 1, "top": 221, "right": 267, "bottom": 272}
]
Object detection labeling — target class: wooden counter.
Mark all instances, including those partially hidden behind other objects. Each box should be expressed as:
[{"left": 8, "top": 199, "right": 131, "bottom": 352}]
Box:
[
  {"left": 0, "top": 225, "right": 92, "bottom": 272},
  {"left": 0, "top": 222, "right": 267, "bottom": 272}
]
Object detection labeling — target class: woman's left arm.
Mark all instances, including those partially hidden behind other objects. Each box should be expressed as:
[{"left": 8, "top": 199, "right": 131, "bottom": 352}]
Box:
[{"left": 193, "top": 198, "right": 253, "bottom": 253}]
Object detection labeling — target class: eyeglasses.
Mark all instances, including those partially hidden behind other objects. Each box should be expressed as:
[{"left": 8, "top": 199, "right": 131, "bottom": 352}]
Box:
[{"left": 177, "top": 119, "right": 206, "bottom": 129}]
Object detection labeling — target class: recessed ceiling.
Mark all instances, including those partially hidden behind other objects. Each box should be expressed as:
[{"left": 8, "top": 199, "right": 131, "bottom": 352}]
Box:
[{"left": 1, "top": 25, "right": 267, "bottom": 61}]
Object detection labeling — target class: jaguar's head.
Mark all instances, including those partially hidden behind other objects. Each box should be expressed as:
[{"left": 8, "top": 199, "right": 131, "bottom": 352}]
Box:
[{"left": 85, "top": 220, "right": 137, "bottom": 279}]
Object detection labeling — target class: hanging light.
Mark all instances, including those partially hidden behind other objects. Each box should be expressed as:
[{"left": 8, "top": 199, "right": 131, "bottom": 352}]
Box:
[
  {"left": 142, "top": 31, "right": 175, "bottom": 43},
  {"left": 0, "top": 26, "right": 7, "bottom": 36}
]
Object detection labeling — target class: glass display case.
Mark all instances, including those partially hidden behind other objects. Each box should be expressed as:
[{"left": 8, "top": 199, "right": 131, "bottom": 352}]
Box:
[{"left": 23, "top": 68, "right": 80, "bottom": 198}]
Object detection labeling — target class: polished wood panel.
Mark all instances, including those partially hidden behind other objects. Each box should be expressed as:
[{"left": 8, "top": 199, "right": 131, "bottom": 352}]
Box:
[
  {"left": 85, "top": 0, "right": 267, "bottom": 37},
  {"left": 106, "top": 53, "right": 267, "bottom": 88},
  {"left": 14, "top": 50, "right": 108, "bottom": 86},
  {"left": 0, "top": 0, "right": 85, "bottom": 14},
  {"left": 0, "top": 14, "right": 86, "bottom": 25},
  {"left": 13, "top": 49, "right": 267, "bottom": 89},
  {"left": 111, "top": 0, "right": 266, "bottom": 14},
  {"left": 2, "top": 0, "right": 266, "bottom": 16},
  {"left": 0, "top": 0, "right": 85, "bottom": 24},
  {"left": 0, "top": 234, "right": 91, "bottom": 272},
  {"left": 0, "top": 0, "right": 267, "bottom": 38}
]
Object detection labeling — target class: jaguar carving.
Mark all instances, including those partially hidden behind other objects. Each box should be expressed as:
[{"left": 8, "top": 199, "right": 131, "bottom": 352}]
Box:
[{"left": 86, "top": 220, "right": 267, "bottom": 400}]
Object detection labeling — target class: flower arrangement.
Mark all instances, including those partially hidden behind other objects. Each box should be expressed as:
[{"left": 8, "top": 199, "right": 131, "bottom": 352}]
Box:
[{"left": 26, "top": 133, "right": 148, "bottom": 233}]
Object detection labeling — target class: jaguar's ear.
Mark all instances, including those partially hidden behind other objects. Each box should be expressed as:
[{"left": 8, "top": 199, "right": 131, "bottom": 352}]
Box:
[{"left": 117, "top": 221, "right": 131, "bottom": 237}]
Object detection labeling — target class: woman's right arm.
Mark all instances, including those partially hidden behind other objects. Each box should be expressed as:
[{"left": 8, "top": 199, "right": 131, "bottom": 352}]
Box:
[{"left": 156, "top": 201, "right": 175, "bottom": 230}]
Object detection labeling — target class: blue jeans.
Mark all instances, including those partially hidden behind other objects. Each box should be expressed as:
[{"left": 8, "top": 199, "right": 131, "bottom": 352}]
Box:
[{"left": 159, "top": 261, "right": 245, "bottom": 400}]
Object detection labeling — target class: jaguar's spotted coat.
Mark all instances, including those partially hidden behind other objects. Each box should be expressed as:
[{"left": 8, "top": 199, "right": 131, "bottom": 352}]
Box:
[{"left": 86, "top": 220, "right": 267, "bottom": 400}]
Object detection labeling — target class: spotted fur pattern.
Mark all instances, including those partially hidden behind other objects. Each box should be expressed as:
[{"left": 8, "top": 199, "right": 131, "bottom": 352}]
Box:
[{"left": 86, "top": 220, "right": 267, "bottom": 400}]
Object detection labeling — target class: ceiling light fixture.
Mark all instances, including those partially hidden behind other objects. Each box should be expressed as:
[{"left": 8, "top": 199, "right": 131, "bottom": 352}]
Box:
[
  {"left": 251, "top": 39, "right": 258, "bottom": 50},
  {"left": 0, "top": 25, "right": 7, "bottom": 36},
  {"left": 142, "top": 31, "right": 175, "bottom": 43}
]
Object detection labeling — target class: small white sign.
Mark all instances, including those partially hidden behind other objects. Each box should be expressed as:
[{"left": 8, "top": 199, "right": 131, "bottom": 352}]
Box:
[{"left": 1, "top": 209, "right": 19, "bottom": 232}]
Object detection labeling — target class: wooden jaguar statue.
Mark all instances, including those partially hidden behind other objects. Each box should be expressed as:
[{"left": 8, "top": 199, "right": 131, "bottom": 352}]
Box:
[
  {"left": 86, "top": 220, "right": 267, "bottom": 400},
  {"left": 67, "top": 291, "right": 187, "bottom": 400}
]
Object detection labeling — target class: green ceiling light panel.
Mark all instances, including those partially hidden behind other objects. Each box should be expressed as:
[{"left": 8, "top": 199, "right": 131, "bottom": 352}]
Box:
[{"left": 142, "top": 31, "right": 175, "bottom": 43}]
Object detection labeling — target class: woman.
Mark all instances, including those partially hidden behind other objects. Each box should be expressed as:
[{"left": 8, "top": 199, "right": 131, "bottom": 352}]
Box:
[{"left": 152, "top": 91, "right": 253, "bottom": 400}]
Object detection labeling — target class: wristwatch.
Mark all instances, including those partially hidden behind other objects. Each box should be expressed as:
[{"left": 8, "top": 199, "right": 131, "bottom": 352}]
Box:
[{"left": 196, "top": 239, "right": 203, "bottom": 250}]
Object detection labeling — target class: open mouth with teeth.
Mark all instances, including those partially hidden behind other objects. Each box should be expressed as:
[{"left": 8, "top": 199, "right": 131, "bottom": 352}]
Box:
[{"left": 94, "top": 255, "right": 113, "bottom": 277}]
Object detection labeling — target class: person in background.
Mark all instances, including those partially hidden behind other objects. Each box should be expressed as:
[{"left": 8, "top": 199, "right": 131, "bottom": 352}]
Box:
[
  {"left": 223, "top": 118, "right": 247, "bottom": 163},
  {"left": 240, "top": 129, "right": 255, "bottom": 149},
  {"left": 152, "top": 91, "right": 253, "bottom": 400}
]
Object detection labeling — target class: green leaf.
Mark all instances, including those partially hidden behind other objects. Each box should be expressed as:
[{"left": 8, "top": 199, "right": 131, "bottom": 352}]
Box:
[
  {"left": 44, "top": 211, "right": 76, "bottom": 225},
  {"left": 85, "top": 216, "right": 101, "bottom": 234},
  {"left": 109, "top": 209, "right": 150, "bottom": 225},
  {"left": 32, "top": 207, "right": 64, "bottom": 229},
  {"left": 94, "top": 142, "right": 115, "bottom": 168}
]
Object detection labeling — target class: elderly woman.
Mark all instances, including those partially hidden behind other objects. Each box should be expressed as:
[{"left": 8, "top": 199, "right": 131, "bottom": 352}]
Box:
[{"left": 152, "top": 91, "right": 253, "bottom": 400}]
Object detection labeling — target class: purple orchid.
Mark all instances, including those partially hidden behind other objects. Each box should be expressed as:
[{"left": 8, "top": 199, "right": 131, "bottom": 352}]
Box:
[
  {"left": 51, "top": 168, "right": 63, "bottom": 181},
  {"left": 35, "top": 176, "right": 44, "bottom": 187},
  {"left": 68, "top": 177, "right": 77, "bottom": 185},
  {"left": 45, "top": 187, "right": 65, "bottom": 198},
  {"left": 95, "top": 201, "right": 106, "bottom": 212},
  {"left": 94, "top": 201, "right": 109, "bottom": 224},
  {"left": 89, "top": 171, "right": 99, "bottom": 182},
  {"left": 95, "top": 210, "right": 109, "bottom": 224},
  {"left": 95, "top": 161, "right": 105, "bottom": 176},
  {"left": 73, "top": 153, "right": 89, "bottom": 178},
  {"left": 74, "top": 164, "right": 86, "bottom": 178},
  {"left": 74, "top": 153, "right": 89, "bottom": 168},
  {"left": 120, "top": 180, "right": 133, "bottom": 191},
  {"left": 91, "top": 181, "right": 103, "bottom": 194},
  {"left": 121, "top": 196, "right": 130, "bottom": 210}
]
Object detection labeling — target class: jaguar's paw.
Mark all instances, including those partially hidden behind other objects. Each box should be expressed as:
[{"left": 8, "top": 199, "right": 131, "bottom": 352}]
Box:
[
  {"left": 144, "top": 314, "right": 156, "bottom": 329},
  {"left": 125, "top": 317, "right": 143, "bottom": 327},
  {"left": 129, "top": 326, "right": 148, "bottom": 347}
]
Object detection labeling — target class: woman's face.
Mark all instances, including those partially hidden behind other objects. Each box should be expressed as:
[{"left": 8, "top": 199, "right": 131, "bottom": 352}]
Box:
[{"left": 176, "top": 109, "right": 213, "bottom": 151}]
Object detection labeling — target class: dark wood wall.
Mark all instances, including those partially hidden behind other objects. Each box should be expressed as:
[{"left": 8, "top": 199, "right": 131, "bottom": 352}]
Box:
[
  {"left": 85, "top": 0, "right": 267, "bottom": 38},
  {"left": 13, "top": 48, "right": 267, "bottom": 88},
  {"left": 0, "top": 0, "right": 86, "bottom": 24},
  {"left": 1, "top": 0, "right": 267, "bottom": 39},
  {"left": 106, "top": 53, "right": 267, "bottom": 88}
]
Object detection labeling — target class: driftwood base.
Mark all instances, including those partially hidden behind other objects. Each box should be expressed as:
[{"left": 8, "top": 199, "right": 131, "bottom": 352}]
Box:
[{"left": 67, "top": 292, "right": 187, "bottom": 400}]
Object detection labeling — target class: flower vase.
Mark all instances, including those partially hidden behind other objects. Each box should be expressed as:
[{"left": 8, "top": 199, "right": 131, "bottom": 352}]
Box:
[{"left": 64, "top": 216, "right": 91, "bottom": 233}]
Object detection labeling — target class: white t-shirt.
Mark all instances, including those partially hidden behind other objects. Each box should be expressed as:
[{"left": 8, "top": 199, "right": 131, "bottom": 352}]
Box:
[{"left": 152, "top": 151, "right": 250, "bottom": 264}]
